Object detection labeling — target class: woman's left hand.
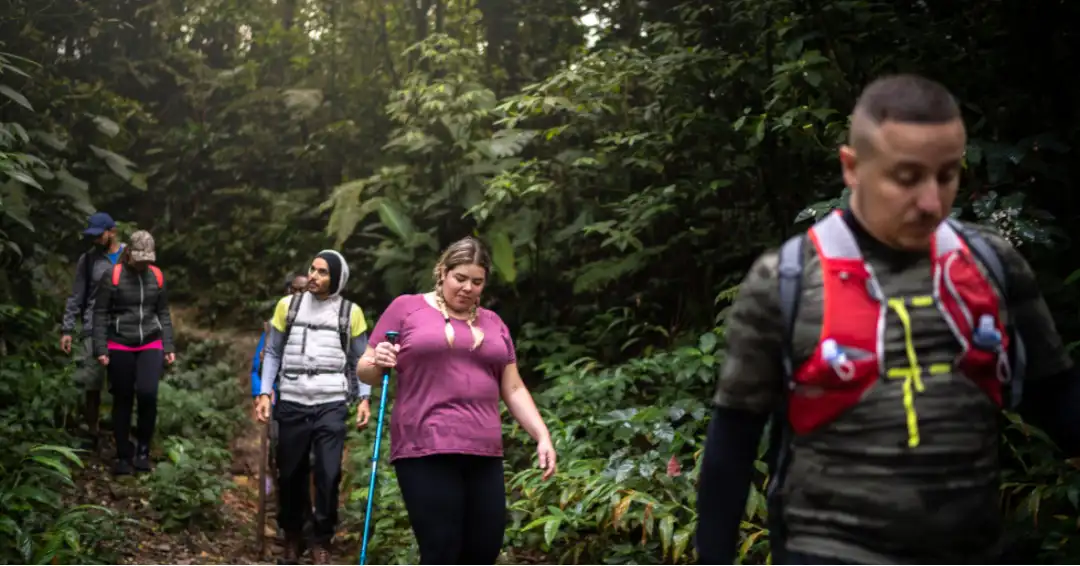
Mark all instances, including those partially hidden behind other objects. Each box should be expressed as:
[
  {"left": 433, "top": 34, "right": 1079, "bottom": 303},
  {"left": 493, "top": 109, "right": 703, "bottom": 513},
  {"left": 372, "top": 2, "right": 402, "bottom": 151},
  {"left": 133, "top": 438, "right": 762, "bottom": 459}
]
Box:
[
  {"left": 536, "top": 436, "right": 557, "bottom": 481},
  {"left": 165, "top": 352, "right": 176, "bottom": 365}
]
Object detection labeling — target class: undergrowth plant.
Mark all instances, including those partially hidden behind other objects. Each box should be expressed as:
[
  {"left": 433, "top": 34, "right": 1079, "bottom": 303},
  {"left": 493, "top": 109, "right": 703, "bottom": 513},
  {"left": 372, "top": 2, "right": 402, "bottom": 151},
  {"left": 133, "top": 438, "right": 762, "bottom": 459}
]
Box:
[{"left": 0, "top": 306, "right": 122, "bottom": 564}]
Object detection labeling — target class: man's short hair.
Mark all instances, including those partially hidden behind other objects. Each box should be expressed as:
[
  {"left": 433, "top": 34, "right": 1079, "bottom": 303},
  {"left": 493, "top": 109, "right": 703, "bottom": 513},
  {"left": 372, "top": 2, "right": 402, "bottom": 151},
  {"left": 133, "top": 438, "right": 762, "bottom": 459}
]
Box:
[
  {"left": 283, "top": 272, "right": 307, "bottom": 292},
  {"left": 848, "top": 74, "right": 961, "bottom": 148}
]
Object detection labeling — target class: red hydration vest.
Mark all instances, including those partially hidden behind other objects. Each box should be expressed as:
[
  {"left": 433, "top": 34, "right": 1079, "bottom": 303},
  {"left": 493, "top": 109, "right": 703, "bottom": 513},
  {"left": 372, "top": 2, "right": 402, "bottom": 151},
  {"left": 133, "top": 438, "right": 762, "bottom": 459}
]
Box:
[
  {"left": 784, "top": 212, "right": 1014, "bottom": 442},
  {"left": 112, "top": 263, "right": 163, "bottom": 288}
]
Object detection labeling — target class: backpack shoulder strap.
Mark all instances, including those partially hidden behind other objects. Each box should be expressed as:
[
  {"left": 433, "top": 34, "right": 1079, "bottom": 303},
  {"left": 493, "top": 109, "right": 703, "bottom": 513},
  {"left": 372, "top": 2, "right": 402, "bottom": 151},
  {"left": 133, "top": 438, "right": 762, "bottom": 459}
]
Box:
[
  {"left": 338, "top": 299, "right": 353, "bottom": 355},
  {"left": 765, "top": 233, "right": 807, "bottom": 503},
  {"left": 111, "top": 263, "right": 123, "bottom": 286},
  {"left": 284, "top": 293, "right": 303, "bottom": 340},
  {"left": 148, "top": 265, "right": 164, "bottom": 288},
  {"left": 81, "top": 251, "right": 94, "bottom": 310},
  {"left": 946, "top": 218, "right": 1026, "bottom": 408},
  {"left": 946, "top": 218, "right": 1007, "bottom": 296},
  {"left": 777, "top": 234, "right": 807, "bottom": 387},
  {"left": 276, "top": 294, "right": 304, "bottom": 380}
]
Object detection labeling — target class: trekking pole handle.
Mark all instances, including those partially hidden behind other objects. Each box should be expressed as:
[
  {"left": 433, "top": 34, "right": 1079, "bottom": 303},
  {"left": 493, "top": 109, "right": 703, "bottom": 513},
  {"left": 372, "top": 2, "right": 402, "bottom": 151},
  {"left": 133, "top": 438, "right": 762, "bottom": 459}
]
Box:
[
  {"left": 382, "top": 331, "right": 399, "bottom": 376},
  {"left": 384, "top": 330, "right": 399, "bottom": 346}
]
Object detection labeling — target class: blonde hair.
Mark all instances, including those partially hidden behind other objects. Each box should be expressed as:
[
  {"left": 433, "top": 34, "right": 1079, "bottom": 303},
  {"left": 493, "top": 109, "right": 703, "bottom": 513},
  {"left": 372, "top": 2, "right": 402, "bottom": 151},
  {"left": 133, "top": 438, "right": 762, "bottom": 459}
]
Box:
[{"left": 432, "top": 237, "right": 492, "bottom": 350}]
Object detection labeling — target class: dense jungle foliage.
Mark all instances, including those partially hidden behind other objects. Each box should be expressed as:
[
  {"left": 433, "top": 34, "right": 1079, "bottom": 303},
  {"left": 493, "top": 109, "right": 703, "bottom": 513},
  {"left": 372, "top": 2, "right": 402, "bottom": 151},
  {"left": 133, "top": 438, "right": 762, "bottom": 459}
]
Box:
[{"left": 4, "top": 0, "right": 1080, "bottom": 563}]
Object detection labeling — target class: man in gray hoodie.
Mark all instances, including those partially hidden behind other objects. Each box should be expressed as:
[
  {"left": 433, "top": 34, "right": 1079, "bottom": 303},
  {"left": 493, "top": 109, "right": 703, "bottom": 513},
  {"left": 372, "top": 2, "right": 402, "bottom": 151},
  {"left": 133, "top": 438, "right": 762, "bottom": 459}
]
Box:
[
  {"left": 255, "top": 249, "right": 372, "bottom": 564},
  {"left": 60, "top": 212, "right": 126, "bottom": 451}
]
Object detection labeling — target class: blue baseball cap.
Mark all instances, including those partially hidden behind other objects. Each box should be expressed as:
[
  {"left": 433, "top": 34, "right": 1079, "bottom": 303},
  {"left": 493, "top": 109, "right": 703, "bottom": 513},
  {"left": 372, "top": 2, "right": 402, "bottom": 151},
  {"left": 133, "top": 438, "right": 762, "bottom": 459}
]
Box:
[{"left": 82, "top": 212, "right": 116, "bottom": 237}]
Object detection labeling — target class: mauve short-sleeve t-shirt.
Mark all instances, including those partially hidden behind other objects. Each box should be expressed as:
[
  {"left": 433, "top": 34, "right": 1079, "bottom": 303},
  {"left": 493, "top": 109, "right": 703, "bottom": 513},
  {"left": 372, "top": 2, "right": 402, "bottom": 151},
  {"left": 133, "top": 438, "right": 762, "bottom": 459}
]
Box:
[{"left": 370, "top": 293, "right": 517, "bottom": 462}]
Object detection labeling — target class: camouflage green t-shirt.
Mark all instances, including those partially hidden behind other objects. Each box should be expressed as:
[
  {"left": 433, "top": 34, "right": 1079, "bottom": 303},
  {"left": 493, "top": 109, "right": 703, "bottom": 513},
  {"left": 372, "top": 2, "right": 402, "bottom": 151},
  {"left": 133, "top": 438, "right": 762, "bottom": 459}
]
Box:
[{"left": 713, "top": 218, "right": 1072, "bottom": 563}]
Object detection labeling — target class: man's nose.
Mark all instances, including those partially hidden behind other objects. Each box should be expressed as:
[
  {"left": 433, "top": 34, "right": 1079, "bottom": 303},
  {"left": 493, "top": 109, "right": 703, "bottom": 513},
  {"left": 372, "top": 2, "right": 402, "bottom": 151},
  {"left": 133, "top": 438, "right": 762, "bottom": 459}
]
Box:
[{"left": 915, "top": 184, "right": 944, "bottom": 218}]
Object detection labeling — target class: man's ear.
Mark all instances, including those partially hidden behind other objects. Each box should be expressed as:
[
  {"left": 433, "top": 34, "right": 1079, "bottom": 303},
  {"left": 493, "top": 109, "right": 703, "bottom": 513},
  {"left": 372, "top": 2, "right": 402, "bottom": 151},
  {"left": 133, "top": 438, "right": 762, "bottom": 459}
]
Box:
[{"left": 839, "top": 145, "right": 858, "bottom": 190}]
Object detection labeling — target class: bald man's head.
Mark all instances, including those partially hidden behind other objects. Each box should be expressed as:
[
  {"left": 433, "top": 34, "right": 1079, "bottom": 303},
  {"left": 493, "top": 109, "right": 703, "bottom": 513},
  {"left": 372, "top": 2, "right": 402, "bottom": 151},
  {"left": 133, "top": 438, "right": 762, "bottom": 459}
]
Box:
[{"left": 839, "top": 74, "right": 966, "bottom": 252}]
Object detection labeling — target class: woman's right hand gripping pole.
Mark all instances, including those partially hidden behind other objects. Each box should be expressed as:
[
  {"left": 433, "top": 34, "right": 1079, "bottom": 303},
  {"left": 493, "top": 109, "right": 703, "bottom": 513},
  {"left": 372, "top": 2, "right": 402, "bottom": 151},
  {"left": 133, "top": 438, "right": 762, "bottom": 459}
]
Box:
[{"left": 372, "top": 340, "right": 399, "bottom": 369}]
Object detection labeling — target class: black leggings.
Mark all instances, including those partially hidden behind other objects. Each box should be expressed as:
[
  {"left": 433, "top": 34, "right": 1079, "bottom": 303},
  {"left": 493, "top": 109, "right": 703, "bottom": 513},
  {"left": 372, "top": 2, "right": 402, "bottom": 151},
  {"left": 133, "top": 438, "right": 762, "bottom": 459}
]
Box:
[
  {"left": 395, "top": 454, "right": 506, "bottom": 564},
  {"left": 107, "top": 349, "right": 163, "bottom": 459}
]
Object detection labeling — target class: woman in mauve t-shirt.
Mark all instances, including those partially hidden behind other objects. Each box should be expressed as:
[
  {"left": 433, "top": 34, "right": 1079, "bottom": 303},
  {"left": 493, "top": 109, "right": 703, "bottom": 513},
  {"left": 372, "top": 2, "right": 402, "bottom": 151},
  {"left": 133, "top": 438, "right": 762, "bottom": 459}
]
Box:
[{"left": 356, "top": 236, "right": 556, "bottom": 565}]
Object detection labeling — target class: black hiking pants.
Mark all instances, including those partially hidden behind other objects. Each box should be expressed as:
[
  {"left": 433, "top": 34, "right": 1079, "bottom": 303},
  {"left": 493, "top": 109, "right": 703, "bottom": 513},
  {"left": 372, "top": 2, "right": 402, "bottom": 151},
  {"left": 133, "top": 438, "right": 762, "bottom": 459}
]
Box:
[
  {"left": 107, "top": 349, "right": 164, "bottom": 459},
  {"left": 395, "top": 454, "right": 506, "bottom": 564},
  {"left": 275, "top": 400, "right": 348, "bottom": 545}
]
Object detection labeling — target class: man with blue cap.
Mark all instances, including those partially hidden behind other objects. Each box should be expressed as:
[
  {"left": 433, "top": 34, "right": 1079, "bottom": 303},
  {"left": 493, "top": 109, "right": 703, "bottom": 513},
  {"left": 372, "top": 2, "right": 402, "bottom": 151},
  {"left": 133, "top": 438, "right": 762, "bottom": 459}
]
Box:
[{"left": 61, "top": 211, "right": 126, "bottom": 451}]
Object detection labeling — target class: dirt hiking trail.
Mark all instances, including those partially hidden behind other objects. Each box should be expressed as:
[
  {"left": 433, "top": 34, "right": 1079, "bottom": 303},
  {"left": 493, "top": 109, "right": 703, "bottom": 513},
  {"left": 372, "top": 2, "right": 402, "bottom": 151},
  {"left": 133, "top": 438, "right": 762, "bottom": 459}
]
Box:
[{"left": 71, "top": 306, "right": 302, "bottom": 565}]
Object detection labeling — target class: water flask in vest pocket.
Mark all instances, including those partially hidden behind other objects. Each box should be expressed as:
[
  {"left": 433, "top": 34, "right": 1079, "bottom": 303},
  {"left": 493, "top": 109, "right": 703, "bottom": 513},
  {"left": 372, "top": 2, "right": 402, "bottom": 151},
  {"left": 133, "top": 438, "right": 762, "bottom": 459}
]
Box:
[
  {"left": 971, "top": 314, "right": 1002, "bottom": 352},
  {"left": 821, "top": 338, "right": 858, "bottom": 381}
]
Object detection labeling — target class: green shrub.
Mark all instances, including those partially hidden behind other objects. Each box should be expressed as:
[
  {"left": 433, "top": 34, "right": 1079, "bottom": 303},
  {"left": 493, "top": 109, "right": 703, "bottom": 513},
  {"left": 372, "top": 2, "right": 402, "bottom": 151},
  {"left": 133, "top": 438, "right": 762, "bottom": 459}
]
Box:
[
  {"left": 0, "top": 307, "right": 124, "bottom": 564},
  {"left": 145, "top": 436, "right": 234, "bottom": 532}
]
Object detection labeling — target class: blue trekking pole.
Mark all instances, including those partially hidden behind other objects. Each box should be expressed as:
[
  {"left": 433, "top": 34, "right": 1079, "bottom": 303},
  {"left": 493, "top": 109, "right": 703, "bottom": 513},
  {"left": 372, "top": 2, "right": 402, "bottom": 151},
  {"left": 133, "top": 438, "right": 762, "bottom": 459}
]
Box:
[{"left": 360, "top": 330, "right": 398, "bottom": 566}]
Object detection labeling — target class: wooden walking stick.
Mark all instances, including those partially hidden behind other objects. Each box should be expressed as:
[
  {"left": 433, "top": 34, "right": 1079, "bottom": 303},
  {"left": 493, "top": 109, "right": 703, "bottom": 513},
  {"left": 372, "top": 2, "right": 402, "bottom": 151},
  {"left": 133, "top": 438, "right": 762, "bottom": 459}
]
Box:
[{"left": 256, "top": 418, "right": 269, "bottom": 556}]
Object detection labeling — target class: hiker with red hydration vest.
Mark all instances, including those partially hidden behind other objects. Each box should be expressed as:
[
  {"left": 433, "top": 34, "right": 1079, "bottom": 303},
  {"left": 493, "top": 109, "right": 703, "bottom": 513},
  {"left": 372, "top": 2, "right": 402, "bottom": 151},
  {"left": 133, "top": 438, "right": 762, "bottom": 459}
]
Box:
[
  {"left": 357, "top": 236, "right": 557, "bottom": 565},
  {"left": 695, "top": 74, "right": 1080, "bottom": 564},
  {"left": 61, "top": 212, "right": 126, "bottom": 452},
  {"left": 255, "top": 251, "right": 372, "bottom": 565},
  {"left": 92, "top": 230, "right": 176, "bottom": 476}
]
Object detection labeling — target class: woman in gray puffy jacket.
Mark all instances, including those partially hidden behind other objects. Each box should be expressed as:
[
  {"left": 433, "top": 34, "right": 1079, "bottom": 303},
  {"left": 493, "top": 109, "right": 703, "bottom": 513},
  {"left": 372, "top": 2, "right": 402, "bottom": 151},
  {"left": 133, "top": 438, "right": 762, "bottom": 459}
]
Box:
[{"left": 92, "top": 230, "right": 176, "bottom": 476}]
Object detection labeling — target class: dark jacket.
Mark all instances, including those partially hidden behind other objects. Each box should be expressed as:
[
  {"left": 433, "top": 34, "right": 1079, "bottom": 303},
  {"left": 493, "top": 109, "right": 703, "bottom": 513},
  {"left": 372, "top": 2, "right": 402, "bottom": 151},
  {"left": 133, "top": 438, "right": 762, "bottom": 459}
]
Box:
[
  {"left": 92, "top": 263, "right": 175, "bottom": 356},
  {"left": 61, "top": 246, "right": 125, "bottom": 337}
]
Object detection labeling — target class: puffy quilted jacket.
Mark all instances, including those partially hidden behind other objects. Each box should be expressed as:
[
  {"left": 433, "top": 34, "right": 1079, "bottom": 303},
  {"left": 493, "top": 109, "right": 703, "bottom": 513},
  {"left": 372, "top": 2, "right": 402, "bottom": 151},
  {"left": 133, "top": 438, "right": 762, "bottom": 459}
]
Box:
[{"left": 91, "top": 264, "right": 175, "bottom": 356}]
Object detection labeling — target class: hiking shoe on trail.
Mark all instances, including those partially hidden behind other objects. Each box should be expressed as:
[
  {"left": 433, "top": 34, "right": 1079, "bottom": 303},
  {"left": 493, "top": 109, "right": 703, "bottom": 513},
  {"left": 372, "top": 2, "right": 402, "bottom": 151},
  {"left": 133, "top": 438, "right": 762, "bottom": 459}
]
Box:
[
  {"left": 279, "top": 532, "right": 302, "bottom": 565},
  {"left": 133, "top": 444, "right": 152, "bottom": 472},
  {"left": 112, "top": 458, "right": 133, "bottom": 476},
  {"left": 312, "top": 544, "right": 330, "bottom": 565}
]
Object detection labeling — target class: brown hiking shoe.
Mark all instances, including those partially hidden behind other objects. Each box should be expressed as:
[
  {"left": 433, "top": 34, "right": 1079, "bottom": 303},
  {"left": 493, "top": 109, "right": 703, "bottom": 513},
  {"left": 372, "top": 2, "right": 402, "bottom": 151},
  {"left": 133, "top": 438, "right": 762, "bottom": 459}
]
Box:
[
  {"left": 279, "top": 532, "right": 301, "bottom": 565},
  {"left": 312, "top": 543, "right": 331, "bottom": 565}
]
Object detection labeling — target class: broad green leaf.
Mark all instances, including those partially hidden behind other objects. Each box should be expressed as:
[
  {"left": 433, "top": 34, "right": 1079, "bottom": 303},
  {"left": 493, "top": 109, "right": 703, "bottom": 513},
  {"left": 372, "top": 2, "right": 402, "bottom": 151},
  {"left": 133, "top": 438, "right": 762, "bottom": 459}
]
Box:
[
  {"left": 659, "top": 515, "right": 675, "bottom": 558},
  {"left": 543, "top": 516, "right": 562, "bottom": 547},
  {"left": 0, "top": 83, "right": 32, "bottom": 110},
  {"left": 699, "top": 332, "right": 717, "bottom": 354},
  {"left": 32, "top": 444, "right": 85, "bottom": 466},
  {"left": 31, "top": 454, "right": 70, "bottom": 477},
  {"left": 490, "top": 231, "right": 517, "bottom": 283},
  {"left": 5, "top": 169, "right": 41, "bottom": 189},
  {"left": 89, "top": 145, "right": 136, "bottom": 181},
  {"left": 672, "top": 529, "right": 691, "bottom": 562},
  {"left": 0, "top": 180, "right": 33, "bottom": 231},
  {"left": 377, "top": 199, "right": 414, "bottom": 241},
  {"left": 130, "top": 172, "right": 148, "bottom": 190},
  {"left": 93, "top": 115, "right": 120, "bottom": 137}
]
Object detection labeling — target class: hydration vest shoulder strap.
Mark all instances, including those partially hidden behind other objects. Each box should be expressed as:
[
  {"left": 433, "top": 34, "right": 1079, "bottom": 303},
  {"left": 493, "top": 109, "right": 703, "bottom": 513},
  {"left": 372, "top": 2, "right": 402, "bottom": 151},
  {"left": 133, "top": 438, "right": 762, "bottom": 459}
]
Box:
[
  {"left": 110, "top": 263, "right": 163, "bottom": 288},
  {"left": 946, "top": 218, "right": 1026, "bottom": 408}
]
